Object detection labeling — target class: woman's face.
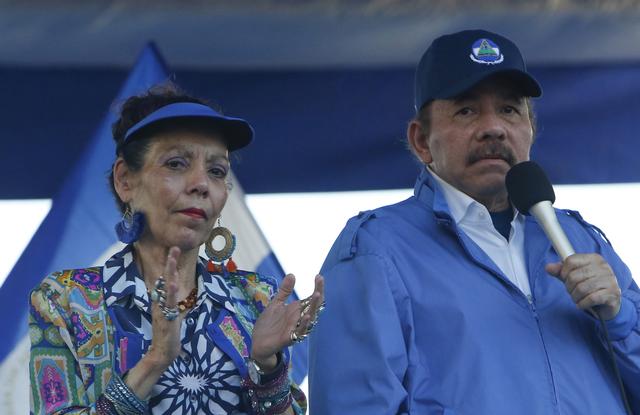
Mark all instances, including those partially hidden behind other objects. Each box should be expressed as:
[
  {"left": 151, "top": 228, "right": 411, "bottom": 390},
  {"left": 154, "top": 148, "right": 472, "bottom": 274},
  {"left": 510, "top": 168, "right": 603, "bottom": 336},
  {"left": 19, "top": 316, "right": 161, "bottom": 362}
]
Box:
[{"left": 121, "top": 128, "right": 230, "bottom": 252}]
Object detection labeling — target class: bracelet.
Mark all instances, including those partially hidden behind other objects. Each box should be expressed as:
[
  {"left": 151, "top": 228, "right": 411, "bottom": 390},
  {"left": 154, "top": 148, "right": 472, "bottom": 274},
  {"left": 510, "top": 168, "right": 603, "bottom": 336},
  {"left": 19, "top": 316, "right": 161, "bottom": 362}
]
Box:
[
  {"left": 242, "top": 358, "right": 292, "bottom": 414},
  {"left": 103, "top": 372, "right": 148, "bottom": 415},
  {"left": 96, "top": 395, "right": 118, "bottom": 415}
]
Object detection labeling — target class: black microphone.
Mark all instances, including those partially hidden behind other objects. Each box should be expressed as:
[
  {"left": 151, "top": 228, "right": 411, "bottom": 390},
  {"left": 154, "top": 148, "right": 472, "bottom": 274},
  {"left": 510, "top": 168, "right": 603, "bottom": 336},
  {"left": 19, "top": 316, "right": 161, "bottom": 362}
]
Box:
[{"left": 505, "top": 161, "right": 575, "bottom": 260}]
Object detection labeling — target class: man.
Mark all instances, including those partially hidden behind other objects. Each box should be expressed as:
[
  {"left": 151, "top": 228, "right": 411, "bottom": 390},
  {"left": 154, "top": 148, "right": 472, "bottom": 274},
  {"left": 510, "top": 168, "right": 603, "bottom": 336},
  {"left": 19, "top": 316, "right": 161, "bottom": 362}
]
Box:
[{"left": 308, "top": 29, "right": 640, "bottom": 414}]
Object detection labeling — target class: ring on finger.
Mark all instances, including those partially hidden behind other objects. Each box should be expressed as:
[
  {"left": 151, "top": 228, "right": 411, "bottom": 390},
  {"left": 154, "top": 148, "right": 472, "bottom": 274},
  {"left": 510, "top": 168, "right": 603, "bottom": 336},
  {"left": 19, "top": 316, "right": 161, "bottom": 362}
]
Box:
[
  {"left": 300, "top": 298, "right": 311, "bottom": 312},
  {"left": 150, "top": 277, "right": 178, "bottom": 321},
  {"left": 150, "top": 277, "right": 167, "bottom": 303},
  {"left": 290, "top": 330, "right": 307, "bottom": 344},
  {"left": 154, "top": 277, "right": 166, "bottom": 290},
  {"left": 300, "top": 298, "right": 312, "bottom": 315},
  {"left": 159, "top": 304, "right": 179, "bottom": 321},
  {"left": 151, "top": 289, "right": 167, "bottom": 304},
  {"left": 306, "top": 316, "right": 319, "bottom": 332}
]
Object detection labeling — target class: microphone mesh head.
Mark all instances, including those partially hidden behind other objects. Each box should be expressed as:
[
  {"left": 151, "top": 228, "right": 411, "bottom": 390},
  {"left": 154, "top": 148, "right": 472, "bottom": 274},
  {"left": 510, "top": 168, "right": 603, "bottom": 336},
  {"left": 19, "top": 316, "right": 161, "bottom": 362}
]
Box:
[{"left": 505, "top": 161, "right": 555, "bottom": 215}]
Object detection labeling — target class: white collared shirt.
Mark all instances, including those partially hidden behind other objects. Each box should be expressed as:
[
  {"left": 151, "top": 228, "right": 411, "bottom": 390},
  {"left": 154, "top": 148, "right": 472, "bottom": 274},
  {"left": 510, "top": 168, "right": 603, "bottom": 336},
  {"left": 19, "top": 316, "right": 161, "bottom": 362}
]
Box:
[{"left": 430, "top": 169, "right": 532, "bottom": 299}]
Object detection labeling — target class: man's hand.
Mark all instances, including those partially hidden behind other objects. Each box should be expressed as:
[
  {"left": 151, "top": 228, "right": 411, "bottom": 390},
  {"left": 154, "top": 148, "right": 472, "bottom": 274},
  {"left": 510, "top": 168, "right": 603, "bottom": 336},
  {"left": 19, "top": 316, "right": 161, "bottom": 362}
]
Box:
[{"left": 546, "top": 253, "right": 621, "bottom": 320}]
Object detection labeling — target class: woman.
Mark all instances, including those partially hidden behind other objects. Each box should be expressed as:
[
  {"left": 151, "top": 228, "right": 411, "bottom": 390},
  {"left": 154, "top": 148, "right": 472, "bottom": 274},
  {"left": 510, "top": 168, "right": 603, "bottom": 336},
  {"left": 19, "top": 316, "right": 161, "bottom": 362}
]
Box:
[{"left": 28, "top": 84, "right": 324, "bottom": 414}]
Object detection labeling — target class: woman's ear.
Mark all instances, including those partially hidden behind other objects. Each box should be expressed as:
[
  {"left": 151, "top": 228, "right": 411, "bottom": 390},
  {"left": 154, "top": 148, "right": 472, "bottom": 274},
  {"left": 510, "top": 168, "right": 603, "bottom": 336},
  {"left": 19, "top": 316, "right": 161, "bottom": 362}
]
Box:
[
  {"left": 113, "top": 158, "right": 135, "bottom": 204},
  {"left": 407, "top": 120, "right": 433, "bottom": 164}
]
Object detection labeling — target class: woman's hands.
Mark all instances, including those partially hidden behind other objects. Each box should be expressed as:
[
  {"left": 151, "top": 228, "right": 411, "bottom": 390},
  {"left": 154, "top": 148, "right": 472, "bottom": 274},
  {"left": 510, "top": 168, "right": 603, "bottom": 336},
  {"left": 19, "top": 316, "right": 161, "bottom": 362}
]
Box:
[
  {"left": 250, "top": 274, "right": 325, "bottom": 370},
  {"left": 147, "top": 246, "right": 184, "bottom": 369},
  {"left": 125, "top": 247, "right": 185, "bottom": 399}
]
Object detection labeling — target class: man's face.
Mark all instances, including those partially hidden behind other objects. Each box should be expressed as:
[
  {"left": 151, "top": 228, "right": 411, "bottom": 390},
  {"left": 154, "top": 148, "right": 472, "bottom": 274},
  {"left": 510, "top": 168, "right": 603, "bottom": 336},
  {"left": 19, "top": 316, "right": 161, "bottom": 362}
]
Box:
[{"left": 422, "top": 77, "right": 534, "bottom": 207}]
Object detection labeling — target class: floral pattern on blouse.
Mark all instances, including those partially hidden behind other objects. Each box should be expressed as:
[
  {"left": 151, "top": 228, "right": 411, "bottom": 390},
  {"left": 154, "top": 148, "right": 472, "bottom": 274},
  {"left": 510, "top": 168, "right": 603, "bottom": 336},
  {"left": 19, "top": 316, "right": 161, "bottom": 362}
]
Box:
[{"left": 29, "top": 244, "right": 306, "bottom": 415}]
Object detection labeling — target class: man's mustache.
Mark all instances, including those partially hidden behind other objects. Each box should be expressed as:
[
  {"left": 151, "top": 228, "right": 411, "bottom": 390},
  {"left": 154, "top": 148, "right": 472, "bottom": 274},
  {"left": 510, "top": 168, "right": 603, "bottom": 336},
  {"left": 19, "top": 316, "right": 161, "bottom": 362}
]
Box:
[{"left": 467, "top": 141, "right": 517, "bottom": 167}]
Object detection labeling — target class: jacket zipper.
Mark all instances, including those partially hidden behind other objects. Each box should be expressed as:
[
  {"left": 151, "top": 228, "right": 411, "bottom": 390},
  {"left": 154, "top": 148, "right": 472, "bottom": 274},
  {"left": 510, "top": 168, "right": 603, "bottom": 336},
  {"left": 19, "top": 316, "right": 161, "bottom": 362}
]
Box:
[
  {"left": 529, "top": 298, "right": 559, "bottom": 406},
  {"left": 446, "top": 222, "right": 560, "bottom": 409}
]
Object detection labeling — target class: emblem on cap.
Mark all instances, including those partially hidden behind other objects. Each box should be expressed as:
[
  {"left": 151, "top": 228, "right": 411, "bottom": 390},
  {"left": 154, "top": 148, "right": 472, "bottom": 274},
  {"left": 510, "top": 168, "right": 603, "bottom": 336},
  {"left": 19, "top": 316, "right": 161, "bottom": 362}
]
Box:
[{"left": 470, "top": 38, "right": 504, "bottom": 65}]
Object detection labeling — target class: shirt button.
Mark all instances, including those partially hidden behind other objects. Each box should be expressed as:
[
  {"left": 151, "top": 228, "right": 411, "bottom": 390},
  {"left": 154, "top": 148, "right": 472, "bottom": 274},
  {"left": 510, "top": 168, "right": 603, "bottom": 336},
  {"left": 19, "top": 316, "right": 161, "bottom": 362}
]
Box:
[
  {"left": 190, "top": 395, "right": 198, "bottom": 403},
  {"left": 186, "top": 317, "right": 195, "bottom": 326}
]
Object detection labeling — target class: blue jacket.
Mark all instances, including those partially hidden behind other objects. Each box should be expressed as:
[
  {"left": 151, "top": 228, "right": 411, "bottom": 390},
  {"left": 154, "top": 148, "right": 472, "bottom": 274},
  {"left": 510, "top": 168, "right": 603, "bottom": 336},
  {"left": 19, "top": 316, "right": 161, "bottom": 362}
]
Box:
[{"left": 309, "top": 168, "right": 640, "bottom": 415}]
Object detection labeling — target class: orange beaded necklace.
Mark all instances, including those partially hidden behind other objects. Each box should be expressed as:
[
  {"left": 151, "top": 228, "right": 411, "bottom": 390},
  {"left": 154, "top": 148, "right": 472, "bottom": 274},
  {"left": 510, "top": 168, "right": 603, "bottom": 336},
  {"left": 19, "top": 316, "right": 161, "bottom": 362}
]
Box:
[{"left": 177, "top": 288, "right": 198, "bottom": 312}]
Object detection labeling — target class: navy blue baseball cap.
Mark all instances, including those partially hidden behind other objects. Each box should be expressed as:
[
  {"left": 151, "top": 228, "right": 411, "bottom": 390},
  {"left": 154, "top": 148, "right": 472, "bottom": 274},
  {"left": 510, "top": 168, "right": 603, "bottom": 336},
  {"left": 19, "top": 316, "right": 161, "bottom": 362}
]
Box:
[
  {"left": 121, "top": 102, "right": 254, "bottom": 153},
  {"left": 414, "top": 29, "right": 542, "bottom": 111}
]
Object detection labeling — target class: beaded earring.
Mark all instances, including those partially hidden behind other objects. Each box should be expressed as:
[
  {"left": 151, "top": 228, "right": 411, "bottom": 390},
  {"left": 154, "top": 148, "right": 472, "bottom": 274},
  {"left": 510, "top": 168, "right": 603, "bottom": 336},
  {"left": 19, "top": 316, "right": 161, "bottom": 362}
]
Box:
[
  {"left": 115, "top": 205, "right": 145, "bottom": 244},
  {"left": 205, "top": 218, "right": 237, "bottom": 273}
]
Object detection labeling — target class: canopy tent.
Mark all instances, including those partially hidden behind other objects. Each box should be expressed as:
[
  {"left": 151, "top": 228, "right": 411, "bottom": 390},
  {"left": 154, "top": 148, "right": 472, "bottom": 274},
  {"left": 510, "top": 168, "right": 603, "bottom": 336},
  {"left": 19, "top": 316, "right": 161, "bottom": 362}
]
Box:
[
  {"left": 1, "top": 61, "right": 639, "bottom": 200},
  {"left": 2, "top": 1, "right": 640, "bottom": 199}
]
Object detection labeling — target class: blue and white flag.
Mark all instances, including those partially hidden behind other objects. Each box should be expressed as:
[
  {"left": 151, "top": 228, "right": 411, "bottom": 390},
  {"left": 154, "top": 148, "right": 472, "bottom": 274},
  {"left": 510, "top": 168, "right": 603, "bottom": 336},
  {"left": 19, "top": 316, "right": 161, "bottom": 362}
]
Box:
[
  {"left": 0, "top": 42, "right": 170, "bottom": 415},
  {"left": 0, "top": 43, "right": 306, "bottom": 414}
]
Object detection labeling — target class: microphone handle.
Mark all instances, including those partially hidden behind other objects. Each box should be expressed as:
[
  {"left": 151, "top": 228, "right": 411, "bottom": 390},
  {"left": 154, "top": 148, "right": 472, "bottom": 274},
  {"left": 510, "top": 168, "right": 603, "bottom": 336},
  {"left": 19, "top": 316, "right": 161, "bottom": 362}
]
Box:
[{"left": 529, "top": 201, "right": 575, "bottom": 261}]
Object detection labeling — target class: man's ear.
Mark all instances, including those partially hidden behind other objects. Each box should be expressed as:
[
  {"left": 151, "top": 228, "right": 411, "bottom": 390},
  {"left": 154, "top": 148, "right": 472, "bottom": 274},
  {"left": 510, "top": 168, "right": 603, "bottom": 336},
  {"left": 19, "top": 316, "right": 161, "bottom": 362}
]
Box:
[
  {"left": 113, "top": 158, "right": 136, "bottom": 204},
  {"left": 407, "top": 120, "right": 433, "bottom": 164}
]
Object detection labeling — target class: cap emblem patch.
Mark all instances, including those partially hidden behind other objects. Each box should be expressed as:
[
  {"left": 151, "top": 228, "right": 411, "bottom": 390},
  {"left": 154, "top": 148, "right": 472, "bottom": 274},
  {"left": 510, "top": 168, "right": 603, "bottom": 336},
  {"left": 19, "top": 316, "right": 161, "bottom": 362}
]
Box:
[{"left": 470, "top": 38, "right": 504, "bottom": 65}]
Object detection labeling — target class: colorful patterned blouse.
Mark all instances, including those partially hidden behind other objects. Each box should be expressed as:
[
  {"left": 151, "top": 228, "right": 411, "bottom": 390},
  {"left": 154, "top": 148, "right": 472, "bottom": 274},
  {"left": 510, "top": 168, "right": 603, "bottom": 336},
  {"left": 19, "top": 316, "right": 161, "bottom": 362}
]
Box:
[{"left": 29, "top": 245, "right": 306, "bottom": 414}]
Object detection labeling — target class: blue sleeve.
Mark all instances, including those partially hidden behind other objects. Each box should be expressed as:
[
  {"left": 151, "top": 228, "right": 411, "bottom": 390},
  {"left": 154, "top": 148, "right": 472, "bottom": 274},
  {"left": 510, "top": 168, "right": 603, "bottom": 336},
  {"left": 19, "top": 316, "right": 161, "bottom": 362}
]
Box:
[
  {"left": 309, "top": 229, "right": 414, "bottom": 415},
  {"left": 587, "top": 227, "right": 640, "bottom": 413},
  {"left": 604, "top": 271, "right": 640, "bottom": 413}
]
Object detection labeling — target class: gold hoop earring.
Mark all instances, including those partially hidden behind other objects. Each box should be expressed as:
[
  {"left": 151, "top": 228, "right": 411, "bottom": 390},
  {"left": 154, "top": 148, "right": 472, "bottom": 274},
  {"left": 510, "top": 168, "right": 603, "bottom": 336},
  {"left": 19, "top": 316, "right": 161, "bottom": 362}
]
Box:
[
  {"left": 205, "top": 218, "right": 236, "bottom": 263},
  {"left": 205, "top": 218, "right": 238, "bottom": 274}
]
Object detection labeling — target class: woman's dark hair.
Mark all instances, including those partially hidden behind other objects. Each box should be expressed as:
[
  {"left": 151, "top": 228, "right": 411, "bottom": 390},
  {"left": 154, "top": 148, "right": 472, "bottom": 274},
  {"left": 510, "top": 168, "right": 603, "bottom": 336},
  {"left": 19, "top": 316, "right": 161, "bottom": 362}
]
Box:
[{"left": 109, "top": 82, "right": 218, "bottom": 213}]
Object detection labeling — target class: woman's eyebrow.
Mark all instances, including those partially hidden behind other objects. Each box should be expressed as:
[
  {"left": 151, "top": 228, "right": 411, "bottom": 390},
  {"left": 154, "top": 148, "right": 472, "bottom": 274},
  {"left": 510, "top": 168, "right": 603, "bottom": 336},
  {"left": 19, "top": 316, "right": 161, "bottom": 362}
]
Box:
[
  {"left": 206, "top": 153, "right": 230, "bottom": 164},
  {"left": 160, "top": 144, "right": 193, "bottom": 157}
]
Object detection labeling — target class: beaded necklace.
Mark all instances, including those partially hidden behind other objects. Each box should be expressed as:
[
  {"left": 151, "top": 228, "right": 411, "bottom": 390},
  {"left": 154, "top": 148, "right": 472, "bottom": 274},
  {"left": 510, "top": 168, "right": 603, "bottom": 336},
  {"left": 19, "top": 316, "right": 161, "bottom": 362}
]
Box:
[
  {"left": 210, "top": 261, "right": 261, "bottom": 316},
  {"left": 177, "top": 287, "right": 198, "bottom": 312}
]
